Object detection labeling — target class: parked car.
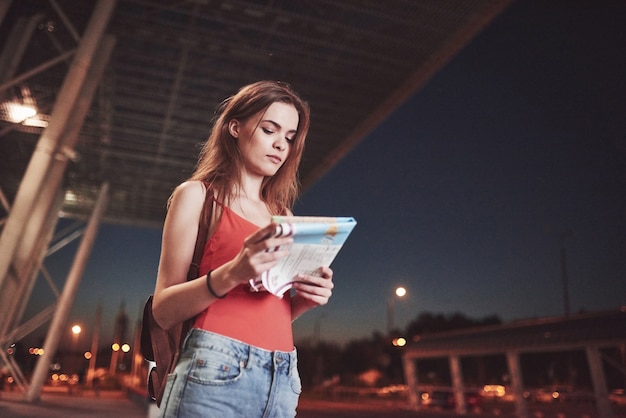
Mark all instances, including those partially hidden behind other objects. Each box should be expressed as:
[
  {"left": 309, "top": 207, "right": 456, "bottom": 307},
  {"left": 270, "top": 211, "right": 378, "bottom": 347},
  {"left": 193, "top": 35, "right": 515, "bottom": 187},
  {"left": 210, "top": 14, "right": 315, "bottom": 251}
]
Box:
[
  {"left": 609, "top": 389, "right": 626, "bottom": 405},
  {"left": 420, "top": 389, "right": 482, "bottom": 409},
  {"left": 551, "top": 387, "right": 595, "bottom": 404},
  {"left": 420, "top": 390, "right": 452, "bottom": 408},
  {"left": 532, "top": 387, "right": 595, "bottom": 404}
]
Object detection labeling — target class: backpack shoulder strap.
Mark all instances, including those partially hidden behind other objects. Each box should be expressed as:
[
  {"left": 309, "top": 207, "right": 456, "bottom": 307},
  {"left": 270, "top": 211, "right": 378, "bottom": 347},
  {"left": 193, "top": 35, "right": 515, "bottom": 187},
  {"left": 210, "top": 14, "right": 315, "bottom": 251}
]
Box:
[
  {"left": 187, "top": 181, "right": 213, "bottom": 281},
  {"left": 179, "top": 181, "right": 214, "bottom": 348}
]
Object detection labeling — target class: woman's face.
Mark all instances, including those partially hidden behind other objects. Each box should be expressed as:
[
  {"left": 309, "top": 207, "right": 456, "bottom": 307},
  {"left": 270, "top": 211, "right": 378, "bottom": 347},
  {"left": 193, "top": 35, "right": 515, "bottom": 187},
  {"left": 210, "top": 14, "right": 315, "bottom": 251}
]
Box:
[{"left": 230, "top": 101, "right": 299, "bottom": 178}]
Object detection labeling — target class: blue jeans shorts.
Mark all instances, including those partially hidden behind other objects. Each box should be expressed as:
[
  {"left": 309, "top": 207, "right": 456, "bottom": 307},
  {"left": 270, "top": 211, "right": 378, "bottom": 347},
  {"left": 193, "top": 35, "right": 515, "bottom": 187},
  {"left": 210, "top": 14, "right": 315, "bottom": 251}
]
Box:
[{"left": 158, "top": 329, "right": 301, "bottom": 418}]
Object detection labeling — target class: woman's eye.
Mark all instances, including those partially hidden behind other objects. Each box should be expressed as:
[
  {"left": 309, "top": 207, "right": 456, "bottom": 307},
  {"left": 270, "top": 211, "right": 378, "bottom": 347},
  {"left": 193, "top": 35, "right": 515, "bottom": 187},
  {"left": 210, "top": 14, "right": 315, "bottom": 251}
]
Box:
[
  {"left": 262, "top": 128, "right": 274, "bottom": 134},
  {"left": 286, "top": 137, "right": 294, "bottom": 144}
]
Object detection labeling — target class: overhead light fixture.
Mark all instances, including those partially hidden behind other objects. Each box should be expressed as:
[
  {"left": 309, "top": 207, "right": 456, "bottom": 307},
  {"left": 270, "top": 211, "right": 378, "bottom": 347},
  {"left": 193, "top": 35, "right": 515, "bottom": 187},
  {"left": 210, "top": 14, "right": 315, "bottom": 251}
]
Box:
[
  {"left": 5, "top": 102, "right": 37, "bottom": 122},
  {"left": 21, "top": 113, "right": 49, "bottom": 128},
  {"left": 0, "top": 85, "right": 49, "bottom": 128}
]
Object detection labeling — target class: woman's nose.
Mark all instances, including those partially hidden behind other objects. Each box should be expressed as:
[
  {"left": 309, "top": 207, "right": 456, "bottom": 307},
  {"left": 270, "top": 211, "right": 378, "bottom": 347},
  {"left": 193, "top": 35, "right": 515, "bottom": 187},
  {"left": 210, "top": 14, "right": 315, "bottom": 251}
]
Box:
[{"left": 274, "top": 139, "right": 286, "bottom": 151}]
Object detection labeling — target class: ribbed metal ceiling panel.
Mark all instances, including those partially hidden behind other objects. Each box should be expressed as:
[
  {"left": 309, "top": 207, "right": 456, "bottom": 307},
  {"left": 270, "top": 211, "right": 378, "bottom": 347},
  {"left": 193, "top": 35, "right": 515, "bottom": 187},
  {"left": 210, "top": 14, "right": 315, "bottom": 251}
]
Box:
[{"left": 0, "top": 0, "right": 511, "bottom": 227}]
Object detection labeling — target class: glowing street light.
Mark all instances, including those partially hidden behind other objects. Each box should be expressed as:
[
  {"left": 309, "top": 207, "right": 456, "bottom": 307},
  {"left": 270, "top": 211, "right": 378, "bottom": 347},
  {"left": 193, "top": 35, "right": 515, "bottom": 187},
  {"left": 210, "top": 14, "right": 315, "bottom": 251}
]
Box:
[
  {"left": 71, "top": 324, "right": 82, "bottom": 351},
  {"left": 387, "top": 286, "right": 408, "bottom": 335},
  {"left": 392, "top": 337, "right": 407, "bottom": 347}
]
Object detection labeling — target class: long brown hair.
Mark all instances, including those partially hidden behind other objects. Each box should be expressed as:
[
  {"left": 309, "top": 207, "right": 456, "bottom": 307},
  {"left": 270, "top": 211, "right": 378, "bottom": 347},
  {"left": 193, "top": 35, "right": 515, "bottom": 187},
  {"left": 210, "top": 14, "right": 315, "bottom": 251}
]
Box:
[{"left": 188, "top": 81, "right": 310, "bottom": 214}]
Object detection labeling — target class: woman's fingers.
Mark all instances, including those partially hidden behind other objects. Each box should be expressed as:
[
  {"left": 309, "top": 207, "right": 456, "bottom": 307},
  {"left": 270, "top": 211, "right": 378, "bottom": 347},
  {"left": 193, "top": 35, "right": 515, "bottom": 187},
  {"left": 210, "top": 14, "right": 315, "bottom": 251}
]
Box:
[
  {"left": 246, "top": 223, "right": 293, "bottom": 249},
  {"left": 228, "top": 224, "right": 294, "bottom": 282},
  {"left": 291, "top": 267, "right": 334, "bottom": 303},
  {"left": 249, "top": 223, "right": 279, "bottom": 243}
]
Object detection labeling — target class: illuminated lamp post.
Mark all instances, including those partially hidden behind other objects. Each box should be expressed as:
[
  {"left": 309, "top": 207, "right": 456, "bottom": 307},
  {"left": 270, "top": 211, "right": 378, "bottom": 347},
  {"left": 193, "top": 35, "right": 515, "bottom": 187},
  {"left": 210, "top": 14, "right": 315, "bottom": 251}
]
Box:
[
  {"left": 110, "top": 342, "right": 120, "bottom": 375},
  {"left": 387, "top": 286, "right": 407, "bottom": 335},
  {"left": 71, "top": 324, "right": 82, "bottom": 350}
]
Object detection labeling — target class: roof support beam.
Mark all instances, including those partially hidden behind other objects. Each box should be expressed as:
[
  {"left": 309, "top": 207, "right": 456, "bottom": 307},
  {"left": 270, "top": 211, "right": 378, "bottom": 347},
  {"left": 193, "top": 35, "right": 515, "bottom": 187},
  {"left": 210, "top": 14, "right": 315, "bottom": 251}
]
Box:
[
  {"left": 0, "top": 12, "right": 43, "bottom": 88},
  {"left": 0, "top": 0, "right": 116, "bottom": 353},
  {"left": 0, "top": 0, "right": 12, "bottom": 26},
  {"left": 25, "top": 182, "right": 109, "bottom": 402}
]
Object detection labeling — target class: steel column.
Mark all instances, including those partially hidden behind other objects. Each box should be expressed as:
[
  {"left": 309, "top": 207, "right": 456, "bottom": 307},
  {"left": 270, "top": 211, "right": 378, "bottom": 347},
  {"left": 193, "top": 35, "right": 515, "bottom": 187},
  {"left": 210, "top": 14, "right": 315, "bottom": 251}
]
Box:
[
  {"left": 85, "top": 302, "right": 102, "bottom": 388},
  {"left": 403, "top": 356, "right": 420, "bottom": 409},
  {"left": 0, "top": 0, "right": 116, "bottom": 308},
  {"left": 0, "top": 13, "right": 43, "bottom": 89},
  {"left": 0, "top": 0, "right": 13, "bottom": 37},
  {"left": 450, "top": 355, "right": 467, "bottom": 414},
  {"left": 25, "top": 183, "right": 109, "bottom": 402},
  {"left": 0, "top": 29, "right": 115, "bottom": 340},
  {"left": 506, "top": 351, "right": 528, "bottom": 418},
  {"left": 586, "top": 346, "right": 614, "bottom": 418}
]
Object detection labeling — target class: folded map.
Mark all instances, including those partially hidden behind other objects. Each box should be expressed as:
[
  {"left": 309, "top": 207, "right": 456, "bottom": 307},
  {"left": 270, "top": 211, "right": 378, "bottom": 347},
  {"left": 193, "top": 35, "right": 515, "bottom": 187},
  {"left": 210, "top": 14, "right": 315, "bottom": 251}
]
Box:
[{"left": 249, "top": 216, "right": 357, "bottom": 297}]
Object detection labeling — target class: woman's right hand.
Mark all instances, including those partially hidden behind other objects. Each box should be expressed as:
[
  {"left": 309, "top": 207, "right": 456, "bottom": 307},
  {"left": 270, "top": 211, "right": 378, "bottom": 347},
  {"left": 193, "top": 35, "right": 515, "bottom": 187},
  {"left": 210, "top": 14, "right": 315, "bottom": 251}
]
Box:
[{"left": 217, "top": 223, "right": 293, "bottom": 288}]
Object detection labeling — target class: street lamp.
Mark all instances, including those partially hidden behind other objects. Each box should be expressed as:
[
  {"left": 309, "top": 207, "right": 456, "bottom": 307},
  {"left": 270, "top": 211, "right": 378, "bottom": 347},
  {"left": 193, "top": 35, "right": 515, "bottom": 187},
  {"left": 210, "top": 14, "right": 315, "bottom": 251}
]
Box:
[
  {"left": 559, "top": 230, "right": 572, "bottom": 316},
  {"left": 71, "top": 324, "right": 82, "bottom": 351},
  {"left": 392, "top": 337, "right": 407, "bottom": 347},
  {"left": 387, "top": 286, "right": 407, "bottom": 335}
]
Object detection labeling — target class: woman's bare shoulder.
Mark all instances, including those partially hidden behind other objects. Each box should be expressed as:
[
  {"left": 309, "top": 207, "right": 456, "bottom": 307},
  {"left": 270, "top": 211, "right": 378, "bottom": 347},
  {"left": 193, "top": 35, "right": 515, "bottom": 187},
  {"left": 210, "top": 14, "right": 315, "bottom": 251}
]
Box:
[
  {"left": 173, "top": 180, "right": 206, "bottom": 200},
  {"left": 176, "top": 180, "right": 206, "bottom": 194},
  {"left": 169, "top": 181, "right": 206, "bottom": 213}
]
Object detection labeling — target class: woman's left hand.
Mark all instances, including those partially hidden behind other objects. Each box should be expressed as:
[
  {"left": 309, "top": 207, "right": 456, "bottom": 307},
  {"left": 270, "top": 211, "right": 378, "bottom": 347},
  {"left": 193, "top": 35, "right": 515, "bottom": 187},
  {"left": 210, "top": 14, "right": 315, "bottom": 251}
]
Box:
[{"left": 290, "top": 266, "right": 334, "bottom": 320}]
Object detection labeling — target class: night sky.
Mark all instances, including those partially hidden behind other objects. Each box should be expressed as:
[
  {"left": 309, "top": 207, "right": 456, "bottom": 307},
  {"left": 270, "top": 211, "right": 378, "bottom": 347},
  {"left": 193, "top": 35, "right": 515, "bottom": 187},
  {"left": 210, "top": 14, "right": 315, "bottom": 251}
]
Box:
[{"left": 25, "top": 1, "right": 626, "bottom": 349}]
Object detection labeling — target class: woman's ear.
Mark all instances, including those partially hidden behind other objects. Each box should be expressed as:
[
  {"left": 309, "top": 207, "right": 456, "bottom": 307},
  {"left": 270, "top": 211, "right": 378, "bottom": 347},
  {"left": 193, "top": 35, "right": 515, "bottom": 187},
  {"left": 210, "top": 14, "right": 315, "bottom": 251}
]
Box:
[{"left": 228, "top": 119, "right": 239, "bottom": 138}]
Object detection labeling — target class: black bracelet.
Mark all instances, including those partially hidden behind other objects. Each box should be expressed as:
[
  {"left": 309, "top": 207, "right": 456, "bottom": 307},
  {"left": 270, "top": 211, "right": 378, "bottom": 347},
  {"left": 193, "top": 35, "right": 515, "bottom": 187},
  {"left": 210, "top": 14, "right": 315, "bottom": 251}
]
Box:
[{"left": 206, "top": 270, "right": 227, "bottom": 299}]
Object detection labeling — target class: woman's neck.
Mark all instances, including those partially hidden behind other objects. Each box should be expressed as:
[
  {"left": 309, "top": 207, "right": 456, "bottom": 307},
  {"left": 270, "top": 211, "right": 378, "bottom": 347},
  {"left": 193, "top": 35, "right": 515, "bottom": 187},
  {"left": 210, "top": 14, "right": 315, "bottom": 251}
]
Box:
[{"left": 234, "top": 174, "right": 264, "bottom": 202}]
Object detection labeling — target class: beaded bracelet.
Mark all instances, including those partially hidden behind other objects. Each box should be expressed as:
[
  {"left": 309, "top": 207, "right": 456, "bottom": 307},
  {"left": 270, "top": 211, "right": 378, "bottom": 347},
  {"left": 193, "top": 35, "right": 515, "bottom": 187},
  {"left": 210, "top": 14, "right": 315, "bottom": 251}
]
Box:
[{"left": 206, "top": 270, "right": 226, "bottom": 299}]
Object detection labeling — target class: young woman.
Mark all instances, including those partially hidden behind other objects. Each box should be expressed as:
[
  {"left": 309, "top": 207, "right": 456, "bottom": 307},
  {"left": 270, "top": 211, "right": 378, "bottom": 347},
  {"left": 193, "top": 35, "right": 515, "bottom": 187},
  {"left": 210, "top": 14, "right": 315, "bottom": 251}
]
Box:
[{"left": 151, "top": 81, "right": 334, "bottom": 417}]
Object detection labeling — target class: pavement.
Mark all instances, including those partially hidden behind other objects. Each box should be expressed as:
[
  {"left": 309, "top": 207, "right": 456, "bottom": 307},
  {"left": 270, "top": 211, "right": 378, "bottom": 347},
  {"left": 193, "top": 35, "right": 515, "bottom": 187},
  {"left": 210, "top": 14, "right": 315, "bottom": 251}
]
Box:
[
  {"left": 0, "top": 390, "right": 420, "bottom": 418},
  {"left": 0, "top": 388, "right": 155, "bottom": 418},
  {"left": 3, "top": 388, "right": 624, "bottom": 418},
  {"left": 0, "top": 389, "right": 416, "bottom": 418}
]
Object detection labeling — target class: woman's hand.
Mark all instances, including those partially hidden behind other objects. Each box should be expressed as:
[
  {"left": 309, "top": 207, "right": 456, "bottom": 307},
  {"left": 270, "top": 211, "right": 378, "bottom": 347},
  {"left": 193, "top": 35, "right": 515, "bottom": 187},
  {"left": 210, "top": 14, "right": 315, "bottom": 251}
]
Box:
[
  {"left": 290, "top": 266, "right": 334, "bottom": 321},
  {"left": 225, "top": 223, "right": 294, "bottom": 283}
]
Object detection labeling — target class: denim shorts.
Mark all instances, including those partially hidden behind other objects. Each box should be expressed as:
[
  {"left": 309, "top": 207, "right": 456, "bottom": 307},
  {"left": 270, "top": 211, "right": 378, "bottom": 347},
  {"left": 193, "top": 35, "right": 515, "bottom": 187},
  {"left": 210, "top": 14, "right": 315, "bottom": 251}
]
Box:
[{"left": 158, "top": 329, "right": 301, "bottom": 418}]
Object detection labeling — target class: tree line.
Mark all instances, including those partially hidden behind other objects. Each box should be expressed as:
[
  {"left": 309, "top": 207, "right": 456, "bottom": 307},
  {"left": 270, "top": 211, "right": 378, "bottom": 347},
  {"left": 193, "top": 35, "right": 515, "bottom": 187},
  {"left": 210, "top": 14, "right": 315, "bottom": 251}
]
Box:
[{"left": 296, "top": 311, "right": 502, "bottom": 390}]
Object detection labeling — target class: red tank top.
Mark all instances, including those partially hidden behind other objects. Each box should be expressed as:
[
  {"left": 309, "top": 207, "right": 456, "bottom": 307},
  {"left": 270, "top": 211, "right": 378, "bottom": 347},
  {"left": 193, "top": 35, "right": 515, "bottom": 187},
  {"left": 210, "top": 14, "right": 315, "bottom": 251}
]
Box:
[{"left": 193, "top": 203, "right": 294, "bottom": 351}]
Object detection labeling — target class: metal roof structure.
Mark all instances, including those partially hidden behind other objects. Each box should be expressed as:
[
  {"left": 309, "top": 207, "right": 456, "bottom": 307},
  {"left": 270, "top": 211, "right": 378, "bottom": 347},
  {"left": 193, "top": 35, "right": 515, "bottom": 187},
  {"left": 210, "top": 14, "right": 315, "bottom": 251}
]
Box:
[{"left": 0, "top": 0, "right": 511, "bottom": 228}]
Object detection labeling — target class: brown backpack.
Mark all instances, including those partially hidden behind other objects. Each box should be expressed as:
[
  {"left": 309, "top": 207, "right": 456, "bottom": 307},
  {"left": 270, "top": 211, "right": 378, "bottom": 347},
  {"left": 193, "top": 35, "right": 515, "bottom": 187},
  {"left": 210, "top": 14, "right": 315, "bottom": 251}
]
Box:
[{"left": 140, "top": 184, "right": 213, "bottom": 406}]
